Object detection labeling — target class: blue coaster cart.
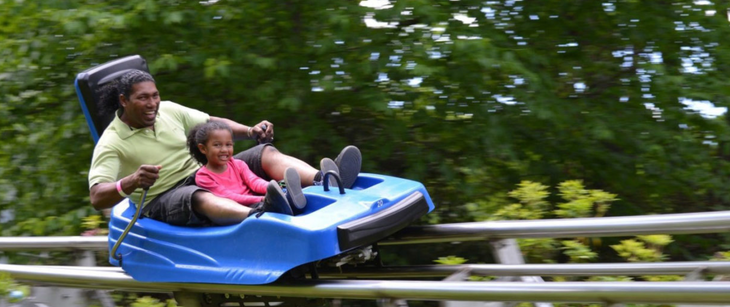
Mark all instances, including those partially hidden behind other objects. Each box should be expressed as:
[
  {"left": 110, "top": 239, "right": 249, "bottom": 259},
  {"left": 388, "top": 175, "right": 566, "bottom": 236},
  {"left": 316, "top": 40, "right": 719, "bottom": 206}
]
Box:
[{"left": 74, "top": 55, "right": 435, "bottom": 285}]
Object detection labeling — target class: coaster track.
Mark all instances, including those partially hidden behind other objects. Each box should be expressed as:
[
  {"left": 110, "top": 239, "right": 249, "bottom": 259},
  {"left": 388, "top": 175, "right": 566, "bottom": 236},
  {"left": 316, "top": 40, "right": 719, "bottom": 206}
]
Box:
[
  {"left": 2, "top": 263, "right": 730, "bottom": 304},
  {"left": 2, "top": 208, "right": 730, "bottom": 251},
  {"left": 3, "top": 210, "right": 730, "bottom": 305}
]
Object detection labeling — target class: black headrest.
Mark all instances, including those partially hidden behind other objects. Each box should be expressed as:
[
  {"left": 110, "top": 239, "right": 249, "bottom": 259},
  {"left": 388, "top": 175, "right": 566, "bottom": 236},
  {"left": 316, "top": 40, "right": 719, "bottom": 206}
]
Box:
[{"left": 75, "top": 55, "right": 150, "bottom": 143}]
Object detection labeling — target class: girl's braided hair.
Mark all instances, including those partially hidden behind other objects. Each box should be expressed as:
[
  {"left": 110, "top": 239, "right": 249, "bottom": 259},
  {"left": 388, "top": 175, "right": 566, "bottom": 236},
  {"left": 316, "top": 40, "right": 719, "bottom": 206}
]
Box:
[{"left": 187, "top": 120, "right": 233, "bottom": 165}]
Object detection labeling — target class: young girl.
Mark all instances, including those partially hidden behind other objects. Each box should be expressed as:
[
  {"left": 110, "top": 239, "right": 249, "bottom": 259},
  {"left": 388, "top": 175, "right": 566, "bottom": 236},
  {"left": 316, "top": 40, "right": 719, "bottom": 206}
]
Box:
[{"left": 187, "top": 120, "right": 303, "bottom": 217}]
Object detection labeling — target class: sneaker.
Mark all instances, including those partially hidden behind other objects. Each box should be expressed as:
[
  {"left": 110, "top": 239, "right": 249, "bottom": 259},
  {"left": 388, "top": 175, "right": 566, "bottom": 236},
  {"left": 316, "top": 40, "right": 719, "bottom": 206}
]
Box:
[
  {"left": 334, "top": 145, "right": 361, "bottom": 189},
  {"left": 254, "top": 180, "right": 294, "bottom": 218},
  {"left": 319, "top": 157, "right": 340, "bottom": 188},
  {"left": 284, "top": 167, "right": 306, "bottom": 210}
]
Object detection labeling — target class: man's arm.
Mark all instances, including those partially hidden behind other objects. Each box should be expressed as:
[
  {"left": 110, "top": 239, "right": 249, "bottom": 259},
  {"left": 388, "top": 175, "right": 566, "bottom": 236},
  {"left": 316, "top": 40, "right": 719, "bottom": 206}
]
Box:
[
  {"left": 89, "top": 165, "right": 162, "bottom": 210},
  {"left": 210, "top": 116, "right": 273, "bottom": 142}
]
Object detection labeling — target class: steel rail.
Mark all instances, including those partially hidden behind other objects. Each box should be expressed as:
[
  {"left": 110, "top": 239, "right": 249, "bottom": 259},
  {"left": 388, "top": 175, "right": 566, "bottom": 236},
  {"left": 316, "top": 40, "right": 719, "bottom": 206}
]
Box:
[
  {"left": 2, "top": 264, "right": 730, "bottom": 304},
  {"left": 384, "top": 210, "right": 730, "bottom": 245},
  {"left": 319, "top": 262, "right": 730, "bottom": 278},
  {"left": 33, "top": 261, "right": 730, "bottom": 277},
  {"left": 3, "top": 210, "right": 730, "bottom": 251},
  {"left": 0, "top": 236, "right": 107, "bottom": 251}
]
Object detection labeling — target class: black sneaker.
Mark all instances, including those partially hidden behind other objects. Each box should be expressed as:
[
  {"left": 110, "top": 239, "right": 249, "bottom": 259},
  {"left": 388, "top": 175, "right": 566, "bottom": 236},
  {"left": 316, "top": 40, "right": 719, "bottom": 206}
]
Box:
[
  {"left": 334, "top": 145, "right": 361, "bottom": 189},
  {"left": 255, "top": 180, "right": 294, "bottom": 217},
  {"left": 284, "top": 167, "right": 306, "bottom": 210},
  {"left": 319, "top": 158, "right": 340, "bottom": 188}
]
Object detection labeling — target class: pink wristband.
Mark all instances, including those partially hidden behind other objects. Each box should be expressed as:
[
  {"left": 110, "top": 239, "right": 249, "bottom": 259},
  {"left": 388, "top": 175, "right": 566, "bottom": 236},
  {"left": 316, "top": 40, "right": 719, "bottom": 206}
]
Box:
[{"left": 116, "top": 180, "right": 129, "bottom": 198}]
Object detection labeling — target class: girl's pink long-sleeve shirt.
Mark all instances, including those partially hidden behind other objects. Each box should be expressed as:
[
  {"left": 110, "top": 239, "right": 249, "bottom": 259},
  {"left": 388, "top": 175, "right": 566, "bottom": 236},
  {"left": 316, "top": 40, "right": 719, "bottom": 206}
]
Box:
[{"left": 195, "top": 158, "right": 268, "bottom": 206}]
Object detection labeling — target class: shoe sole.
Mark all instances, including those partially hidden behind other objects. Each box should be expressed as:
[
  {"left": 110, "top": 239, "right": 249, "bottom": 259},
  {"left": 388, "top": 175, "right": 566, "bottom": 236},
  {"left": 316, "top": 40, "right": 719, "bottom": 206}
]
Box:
[
  {"left": 335, "top": 145, "right": 361, "bottom": 189},
  {"left": 284, "top": 168, "right": 307, "bottom": 210},
  {"left": 320, "top": 158, "right": 339, "bottom": 188},
  {"left": 265, "top": 180, "right": 293, "bottom": 215}
]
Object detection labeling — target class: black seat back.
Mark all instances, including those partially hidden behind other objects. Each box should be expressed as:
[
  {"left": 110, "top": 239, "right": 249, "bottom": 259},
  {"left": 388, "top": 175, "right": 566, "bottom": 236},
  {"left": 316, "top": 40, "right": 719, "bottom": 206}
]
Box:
[{"left": 75, "top": 55, "right": 149, "bottom": 143}]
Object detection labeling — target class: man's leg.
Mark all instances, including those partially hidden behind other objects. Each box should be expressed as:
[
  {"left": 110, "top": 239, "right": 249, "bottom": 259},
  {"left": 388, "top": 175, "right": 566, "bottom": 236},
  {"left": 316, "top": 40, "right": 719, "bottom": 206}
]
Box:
[
  {"left": 262, "top": 145, "right": 362, "bottom": 188},
  {"left": 236, "top": 144, "right": 319, "bottom": 186},
  {"left": 260, "top": 146, "right": 319, "bottom": 186},
  {"left": 236, "top": 144, "right": 362, "bottom": 188}
]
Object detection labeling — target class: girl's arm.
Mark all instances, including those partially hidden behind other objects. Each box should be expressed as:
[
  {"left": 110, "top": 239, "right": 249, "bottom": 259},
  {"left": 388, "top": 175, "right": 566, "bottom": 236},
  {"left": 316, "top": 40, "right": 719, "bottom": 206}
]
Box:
[
  {"left": 236, "top": 160, "right": 269, "bottom": 195},
  {"left": 196, "top": 171, "right": 264, "bottom": 206}
]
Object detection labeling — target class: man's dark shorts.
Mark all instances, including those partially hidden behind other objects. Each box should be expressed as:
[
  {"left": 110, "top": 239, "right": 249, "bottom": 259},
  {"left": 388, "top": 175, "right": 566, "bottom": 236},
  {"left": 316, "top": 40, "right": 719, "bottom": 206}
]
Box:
[{"left": 143, "top": 143, "right": 274, "bottom": 226}]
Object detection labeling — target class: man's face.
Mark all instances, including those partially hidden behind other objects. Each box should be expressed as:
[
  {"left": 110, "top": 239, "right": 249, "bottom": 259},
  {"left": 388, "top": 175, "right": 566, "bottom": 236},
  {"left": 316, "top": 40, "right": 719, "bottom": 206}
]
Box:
[{"left": 120, "top": 81, "right": 160, "bottom": 129}]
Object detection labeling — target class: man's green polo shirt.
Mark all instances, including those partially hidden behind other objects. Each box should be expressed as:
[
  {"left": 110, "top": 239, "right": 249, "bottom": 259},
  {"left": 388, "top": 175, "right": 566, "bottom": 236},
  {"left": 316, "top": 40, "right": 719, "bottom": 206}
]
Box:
[{"left": 88, "top": 101, "right": 209, "bottom": 204}]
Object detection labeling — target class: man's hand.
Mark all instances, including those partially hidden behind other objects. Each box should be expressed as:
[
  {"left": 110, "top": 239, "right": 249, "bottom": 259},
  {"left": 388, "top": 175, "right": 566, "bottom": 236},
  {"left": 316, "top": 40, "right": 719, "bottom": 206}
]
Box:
[
  {"left": 251, "top": 120, "right": 274, "bottom": 143},
  {"left": 132, "top": 165, "right": 162, "bottom": 190},
  {"left": 89, "top": 165, "right": 161, "bottom": 210}
]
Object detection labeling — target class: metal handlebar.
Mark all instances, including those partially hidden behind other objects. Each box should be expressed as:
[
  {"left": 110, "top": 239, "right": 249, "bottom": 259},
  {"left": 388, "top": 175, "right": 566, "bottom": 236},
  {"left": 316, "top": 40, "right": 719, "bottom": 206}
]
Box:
[{"left": 110, "top": 188, "right": 148, "bottom": 264}]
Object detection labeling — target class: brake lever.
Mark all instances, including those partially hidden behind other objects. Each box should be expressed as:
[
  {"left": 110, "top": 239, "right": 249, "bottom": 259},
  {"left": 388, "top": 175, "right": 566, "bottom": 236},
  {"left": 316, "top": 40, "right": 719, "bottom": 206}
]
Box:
[{"left": 258, "top": 124, "right": 269, "bottom": 144}]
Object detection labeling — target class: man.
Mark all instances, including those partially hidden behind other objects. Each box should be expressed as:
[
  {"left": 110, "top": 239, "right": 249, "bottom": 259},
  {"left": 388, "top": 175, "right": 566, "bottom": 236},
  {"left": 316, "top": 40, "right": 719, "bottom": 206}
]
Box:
[{"left": 88, "top": 69, "right": 361, "bottom": 226}]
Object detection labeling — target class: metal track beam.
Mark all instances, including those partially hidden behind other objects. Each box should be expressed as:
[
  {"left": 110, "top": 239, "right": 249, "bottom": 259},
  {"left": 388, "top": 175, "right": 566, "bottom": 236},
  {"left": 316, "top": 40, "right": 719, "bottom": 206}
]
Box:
[
  {"left": 4, "top": 210, "right": 730, "bottom": 251},
  {"left": 319, "top": 262, "right": 730, "bottom": 278},
  {"left": 34, "top": 261, "right": 730, "bottom": 278},
  {"left": 3, "top": 264, "right": 730, "bottom": 304},
  {"left": 0, "top": 236, "right": 107, "bottom": 251},
  {"left": 384, "top": 210, "right": 730, "bottom": 244}
]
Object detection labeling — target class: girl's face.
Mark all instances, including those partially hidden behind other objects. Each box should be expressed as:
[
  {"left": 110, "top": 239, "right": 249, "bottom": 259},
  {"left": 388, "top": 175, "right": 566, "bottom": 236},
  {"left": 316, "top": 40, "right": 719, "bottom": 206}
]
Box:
[{"left": 198, "top": 129, "right": 234, "bottom": 170}]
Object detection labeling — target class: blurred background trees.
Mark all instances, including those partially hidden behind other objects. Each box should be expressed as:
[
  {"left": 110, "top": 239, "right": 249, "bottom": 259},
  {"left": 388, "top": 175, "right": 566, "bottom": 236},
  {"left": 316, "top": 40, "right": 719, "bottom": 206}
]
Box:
[{"left": 2, "top": 0, "right": 730, "bottom": 264}]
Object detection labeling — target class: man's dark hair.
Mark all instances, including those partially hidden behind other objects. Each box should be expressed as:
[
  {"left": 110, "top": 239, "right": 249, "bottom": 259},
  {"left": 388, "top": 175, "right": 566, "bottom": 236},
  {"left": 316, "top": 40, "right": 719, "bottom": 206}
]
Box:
[
  {"left": 96, "top": 69, "right": 155, "bottom": 116},
  {"left": 187, "top": 120, "right": 234, "bottom": 165}
]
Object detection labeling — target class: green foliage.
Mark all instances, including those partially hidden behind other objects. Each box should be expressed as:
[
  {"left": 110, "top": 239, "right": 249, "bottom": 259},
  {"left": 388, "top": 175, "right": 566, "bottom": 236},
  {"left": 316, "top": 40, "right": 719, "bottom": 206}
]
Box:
[
  {"left": 82, "top": 215, "right": 104, "bottom": 231},
  {"left": 711, "top": 251, "right": 730, "bottom": 261},
  {"left": 2, "top": 207, "right": 94, "bottom": 237},
  {"left": 519, "top": 238, "right": 561, "bottom": 264},
  {"left": 585, "top": 276, "right": 633, "bottom": 282},
  {"left": 609, "top": 235, "right": 683, "bottom": 282},
  {"left": 1, "top": 0, "right": 729, "bottom": 271},
  {"left": 637, "top": 235, "right": 674, "bottom": 247},
  {"left": 611, "top": 235, "right": 673, "bottom": 263},
  {"left": 486, "top": 180, "right": 618, "bottom": 224},
  {"left": 0, "top": 273, "right": 29, "bottom": 303},
  {"left": 492, "top": 180, "right": 615, "bottom": 263},
  {"left": 561, "top": 240, "right": 597, "bottom": 263},
  {"left": 131, "top": 296, "right": 177, "bottom": 307},
  {"left": 492, "top": 181, "right": 551, "bottom": 220},
  {"left": 555, "top": 180, "right": 618, "bottom": 218},
  {"left": 0, "top": 273, "right": 12, "bottom": 296},
  {"left": 433, "top": 256, "right": 468, "bottom": 265},
  {"left": 439, "top": 181, "right": 683, "bottom": 288},
  {"left": 2, "top": 1, "right": 728, "bottom": 305},
  {"left": 612, "top": 239, "right": 665, "bottom": 262},
  {"left": 81, "top": 215, "right": 108, "bottom": 234},
  {"left": 467, "top": 275, "right": 496, "bottom": 282}
]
